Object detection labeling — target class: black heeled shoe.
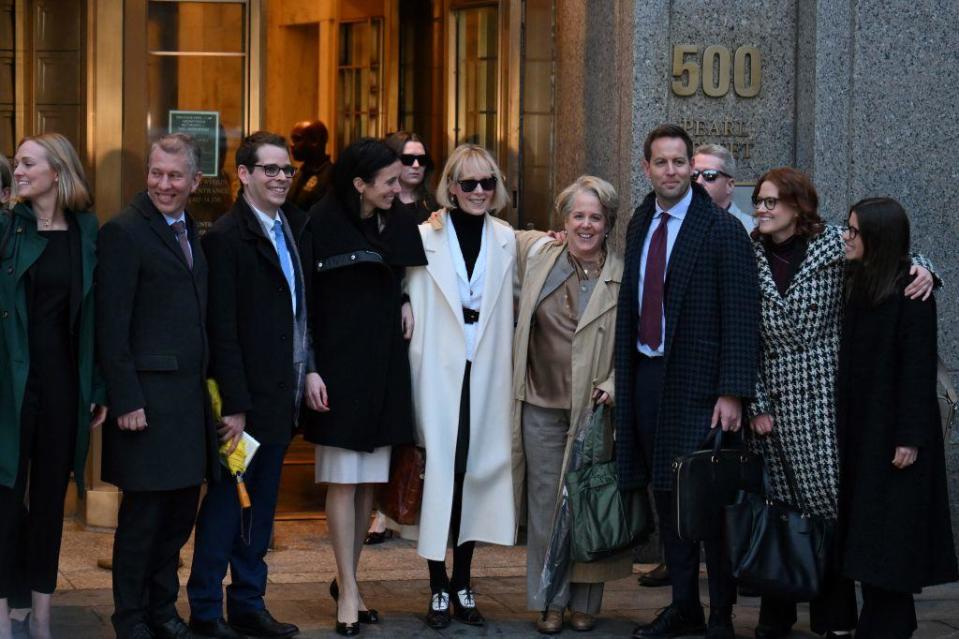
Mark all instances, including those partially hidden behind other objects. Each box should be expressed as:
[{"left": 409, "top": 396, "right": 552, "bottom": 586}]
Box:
[{"left": 331, "top": 579, "right": 380, "bottom": 624}]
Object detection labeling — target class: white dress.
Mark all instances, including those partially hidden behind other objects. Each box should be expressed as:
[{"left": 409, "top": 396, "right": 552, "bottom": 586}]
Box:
[{"left": 314, "top": 444, "right": 391, "bottom": 484}]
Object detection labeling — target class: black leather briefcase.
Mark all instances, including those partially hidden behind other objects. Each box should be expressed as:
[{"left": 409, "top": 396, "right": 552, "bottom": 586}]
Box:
[{"left": 672, "top": 429, "right": 762, "bottom": 541}]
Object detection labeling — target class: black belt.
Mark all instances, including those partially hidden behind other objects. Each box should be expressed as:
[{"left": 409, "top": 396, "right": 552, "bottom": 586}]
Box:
[{"left": 462, "top": 307, "right": 480, "bottom": 324}]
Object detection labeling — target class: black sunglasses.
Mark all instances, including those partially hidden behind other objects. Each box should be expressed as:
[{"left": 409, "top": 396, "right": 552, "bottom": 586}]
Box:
[
  {"left": 691, "top": 169, "right": 731, "bottom": 183},
  {"left": 400, "top": 153, "right": 431, "bottom": 167},
  {"left": 457, "top": 176, "right": 498, "bottom": 193},
  {"left": 253, "top": 163, "right": 296, "bottom": 178}
]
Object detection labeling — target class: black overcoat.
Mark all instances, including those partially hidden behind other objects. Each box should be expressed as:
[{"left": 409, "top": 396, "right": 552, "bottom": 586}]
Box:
[
  {"left": 299, "top": 194, "right": 427, "bottom": 451},
  {"left": 837, "top": 285, "right": 958, "bottom": 592},
  {"left": 96, "top": 192, "right": 219, "bottom": 491},
  {"left": 614, "top": 182, "right": 760, "bottom": 490},
  {"left": 202, "top": 198, "right": 310, "bottom": 444}
]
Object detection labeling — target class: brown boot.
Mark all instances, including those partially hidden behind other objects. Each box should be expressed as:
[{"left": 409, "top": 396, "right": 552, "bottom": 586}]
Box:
[
  {"left": 570, "top": 611, "right": 597, "bottom": 631},
  {"left": 536, "top": 610, "right": 563, "bottom": 634},
  {"left": 638, "top": 562, "right": 670, "bottom": 587}
]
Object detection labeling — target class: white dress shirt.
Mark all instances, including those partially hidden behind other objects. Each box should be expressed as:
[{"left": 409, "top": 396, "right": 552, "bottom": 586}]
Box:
[
  {"left": 446, "top": 213, "right": 488, "bottom": 362},
  {"left": 636, "top": 185, "right": 693, "bottom": 357}
]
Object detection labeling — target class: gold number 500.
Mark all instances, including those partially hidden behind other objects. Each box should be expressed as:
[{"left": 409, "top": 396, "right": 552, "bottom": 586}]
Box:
[{"left": 671, "top": 45, "right": 761, "bottom": 98}]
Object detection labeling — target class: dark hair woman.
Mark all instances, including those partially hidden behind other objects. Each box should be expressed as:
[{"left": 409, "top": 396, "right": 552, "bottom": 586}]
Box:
[
  {"left": 838, "top": 197, "right": 957, "bottom": 638},
  {"left": 384, "top": 131, "right": 436, "bottom": 223},
  {"left": 299, "top": 138, "right": 426, "bottom": 636},
  {"left": 0, "top": 153, "right": 12, "bottom": 209},
  {"left": 746, "top": 168, "right": 938, "bottom": 638},
  {"left": 0, "top": 133, "right": 106, "bottom": 639}
]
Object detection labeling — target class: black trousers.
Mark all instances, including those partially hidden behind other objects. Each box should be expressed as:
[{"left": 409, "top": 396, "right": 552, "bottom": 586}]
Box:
[
  {"left": 634, "top": 355, "right": 735, "bottom": 613},
  {"left": 758, "top": 574, "right": 857, "bottom": 634},
  {"left": 0, "top": 383, "right": 78, "bottom": 598},
  {"left": 857, "top": 583, "right": 917, "bottom": 639},
  {"left": 111, "top": 486, "right": 201, "bottom": 637}
]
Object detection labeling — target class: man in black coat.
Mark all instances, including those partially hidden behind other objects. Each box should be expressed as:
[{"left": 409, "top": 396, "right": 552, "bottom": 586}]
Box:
[
  {"left": 97, "top": 133, "right": 219, "bottom": 639},
  {"left": 186, "top": 132, "right": 326, "bottom": 639},
  {"left": 614, "top": 124, "right": 759, "bottom": 639}
]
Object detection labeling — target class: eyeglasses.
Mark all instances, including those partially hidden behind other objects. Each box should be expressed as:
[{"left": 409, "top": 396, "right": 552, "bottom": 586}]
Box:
[
  {"left": 751, "top": 196, "right": 780, "bottom": 211},
  {"left": 400, "top": 153, "right": 430, "bottom": 167},
  {"left": 457, "top": 176, "right": 498, "bottom": 193},
  {"left": 253, "top": 164, "right": 296, "bottom": 178},
  {"left": 691, "top": 169, "right": 732, "bottom": 183},
  {"left": 842, "top": 224, "right": 860, "bottom": 240}
]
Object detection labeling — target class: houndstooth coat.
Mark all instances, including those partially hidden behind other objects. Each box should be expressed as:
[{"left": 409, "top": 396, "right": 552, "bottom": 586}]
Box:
[{"left": 748, "top": 225, "right": 936, "bottom": 519}]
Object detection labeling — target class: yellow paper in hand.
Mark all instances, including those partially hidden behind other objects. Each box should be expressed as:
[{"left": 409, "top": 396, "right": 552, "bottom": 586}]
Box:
[{"left": 207, "top": 379, "right": 260, "bottom": 473}]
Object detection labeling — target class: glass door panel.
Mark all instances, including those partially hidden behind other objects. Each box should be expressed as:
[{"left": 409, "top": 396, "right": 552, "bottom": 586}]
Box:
[
  {"left": 145, "top": 0, "right": 248, "bottom": 233},
  {"left": 449, "top": 5, "right": 498, "bottom": 154}
]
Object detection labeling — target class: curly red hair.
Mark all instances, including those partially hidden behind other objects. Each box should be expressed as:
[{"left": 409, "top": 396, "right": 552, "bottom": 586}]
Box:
[{"left": 751, "top": 167, "right": 824, "bottom": 240}]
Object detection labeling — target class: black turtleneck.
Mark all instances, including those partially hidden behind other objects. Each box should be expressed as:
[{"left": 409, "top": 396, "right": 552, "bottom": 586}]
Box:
[
  {"left": 764, "top": 234, "right": 808, "bottom": 295},
  {"left": 450, "top": 208, "right": 485, "bottom": 278}
]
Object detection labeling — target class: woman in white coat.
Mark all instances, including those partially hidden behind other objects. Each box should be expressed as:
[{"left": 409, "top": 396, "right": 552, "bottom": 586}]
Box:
[{"left": 406, "top": 144, "right": 517, "bottom": 630}]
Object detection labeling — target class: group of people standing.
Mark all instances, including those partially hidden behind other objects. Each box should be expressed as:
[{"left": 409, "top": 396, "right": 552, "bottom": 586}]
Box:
[{"left": 0, "top": 120, "right": 954, "bottom": 639}]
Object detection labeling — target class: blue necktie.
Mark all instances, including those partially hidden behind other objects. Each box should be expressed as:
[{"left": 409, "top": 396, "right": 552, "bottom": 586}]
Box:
[{"left": 272, "top": 218, "right": 296, "bottom": 314}]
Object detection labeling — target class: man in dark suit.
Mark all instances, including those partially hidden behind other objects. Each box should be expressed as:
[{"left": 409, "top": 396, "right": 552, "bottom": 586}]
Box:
[
  {"left": 97, "top": 133, "right": 219, "bottom": 639},
  {"left": 186, "top": 132, "right": 326, "bottom": 639},
  {"left": 614, "top": 124, "right": 759, "bottom": 639}
]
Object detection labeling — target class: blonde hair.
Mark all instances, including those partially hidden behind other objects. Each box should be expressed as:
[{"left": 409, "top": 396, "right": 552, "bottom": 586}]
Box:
[
  {"left": 435, "top": 144, "right": 510, "bottom": 214},
  {"left": 554, "top": 175, "right": 620, "bottom": 232},
  {"left": 17, "top": 133, "right": 92, "bottom": 211}
]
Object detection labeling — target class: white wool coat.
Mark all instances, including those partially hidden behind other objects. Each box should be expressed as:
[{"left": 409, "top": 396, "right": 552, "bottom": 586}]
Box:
[{"left": 406, "top": 212, "right": 517, "bottom": 560}]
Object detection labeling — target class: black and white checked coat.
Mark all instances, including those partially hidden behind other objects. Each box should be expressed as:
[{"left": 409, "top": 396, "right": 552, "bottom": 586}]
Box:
[
  {"left": 614, "top": 183, "right": 760, "bottom": 490},
  {"left": 748, "top": 225, "right": 937, "bottom": 519}
]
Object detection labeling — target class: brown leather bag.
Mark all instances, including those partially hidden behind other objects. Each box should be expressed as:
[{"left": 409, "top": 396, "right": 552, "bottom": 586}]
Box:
[{"left": 378, "top": 445, "right": 425, "bottom": 525}]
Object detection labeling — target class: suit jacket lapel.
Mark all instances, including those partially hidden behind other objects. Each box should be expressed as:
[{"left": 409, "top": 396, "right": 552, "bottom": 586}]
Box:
[
  {"left": 423, "top": 215, "right": 465, "bottom": 330},
  {"left": 474, "top": 218, "right": 511, "bottom": 345},
  {"left": 577, "top": 257, "right": 621, "bottom": 335},
  {"left": 237, "top": 199, "right": 284, "bottom": 277},
  {"left": 534, "top": 248, "right": 573, "bottom": 307},
  {"left": 145, "top": 203, "right": 192, "bottom": 271},
  {"left": 663, "top": 195, "right": 711, "bottom": 354}
]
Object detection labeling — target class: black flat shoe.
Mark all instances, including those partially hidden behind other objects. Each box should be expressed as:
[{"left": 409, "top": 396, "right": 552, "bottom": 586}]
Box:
[
  {"left": 632, "top": 603, "right": 706, "bottom": 638},
  {"left": 330, "top": 579, "right": 379, "bottom": 624},
  {"left": 363, "top": 530, "right": 393, "bottom": 545},
  {"left": 334, "top": 621, "right": 359, "bottom": 637},
  {"left": 451, "top": 587, "right": 485, "bottom": 626},
  {"left": 425, "top": 591, "right": 451, "bottom": 629},
  {"left": 189, "top": 617, "right": 246, "bottom": 639},
  {"left": 228, "top": 610, "right": 298, "bottom": 638}
]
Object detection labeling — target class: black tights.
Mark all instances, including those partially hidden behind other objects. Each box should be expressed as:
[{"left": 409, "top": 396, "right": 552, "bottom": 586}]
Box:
[{"left": 427, "top": 473, "right": 475, "bottom": 594}]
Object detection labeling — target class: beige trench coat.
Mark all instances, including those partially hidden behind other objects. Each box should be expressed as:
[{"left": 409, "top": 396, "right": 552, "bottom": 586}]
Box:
[
  {"left": 511, "top": 238, "right": 631, "bottom": 583},
  {"left": 407, "top": 213, "right": 518, "bottom": 561}
]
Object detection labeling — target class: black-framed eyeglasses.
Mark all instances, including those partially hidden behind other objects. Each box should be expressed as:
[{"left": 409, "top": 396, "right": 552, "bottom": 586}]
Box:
[
  {"left": 457, "top": 176, "right": 498, "bottom": 193},
  {"left": 400, "top": 153, "right": 431, "bottom": 167},
  {"left": 752, "top": 196, "right": 780, "bottom": 211},
  {"left": 842, "top": 224, "right": 860, "bottom": 240},
  {"left": 253, "top": 164, "right": 296, "bottom": 178},
  {"left": 691, "top": 169, "right": 731, "bottom": 183}
]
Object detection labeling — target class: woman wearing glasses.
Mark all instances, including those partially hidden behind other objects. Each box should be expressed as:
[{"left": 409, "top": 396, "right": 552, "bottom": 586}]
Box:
[
  {"left": 385, "top": 131, "right": 436, "bottom": 224},
  {"left": 746, "top": 167, "right": 936, "bottom": 639},
  {"left": 406, "top": 144, "right": 517, "bottom": 630},
  {"left": 837, "top": 197, "right": 956, "bottom": 638},
  {"left": 300, "top": 138, "right": 427, "bottom": 636}
]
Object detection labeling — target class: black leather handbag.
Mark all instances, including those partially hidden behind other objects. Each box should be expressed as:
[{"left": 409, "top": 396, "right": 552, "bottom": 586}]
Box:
[
  {"left": 724, "top": 434, "right": 833, "bottom": 601},
  {"left": 672, "top": 428, "right": 762, "bottom": 541}
]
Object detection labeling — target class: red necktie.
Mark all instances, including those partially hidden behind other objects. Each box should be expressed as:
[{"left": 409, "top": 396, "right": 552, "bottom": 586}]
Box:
[{"left": 639, "top": 212, "right": 669, "bottom": 349}]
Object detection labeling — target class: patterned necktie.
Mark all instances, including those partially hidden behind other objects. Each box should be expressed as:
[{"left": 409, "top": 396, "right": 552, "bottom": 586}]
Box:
[
  {"left": 170, "top": 220, "right": 193, "bottom": 270},
  {"left": 272, "top": 218, "right": 296, "bottom": 313},
  {"left": 639, "top": 211, "right": 669, "bottom": 349}
]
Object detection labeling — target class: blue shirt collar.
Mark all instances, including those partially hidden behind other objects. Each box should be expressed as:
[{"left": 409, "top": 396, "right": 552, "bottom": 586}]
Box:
[
  {"left": 162, "top": 212, "right": 186, "bottom": 226},
  {"left": 654, "top": 184, "right": 693, "bottom": 221}
]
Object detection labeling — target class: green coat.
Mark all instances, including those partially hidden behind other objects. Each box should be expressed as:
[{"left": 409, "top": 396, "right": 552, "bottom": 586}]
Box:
[{"left": 0, "top": 203, "right": 104, "bottom": 491}]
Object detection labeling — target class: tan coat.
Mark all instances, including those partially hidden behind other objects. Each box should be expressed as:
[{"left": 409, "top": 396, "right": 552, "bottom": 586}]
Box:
[{"left": 511, "top": 238, "right": 631, "bottom": 583}]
